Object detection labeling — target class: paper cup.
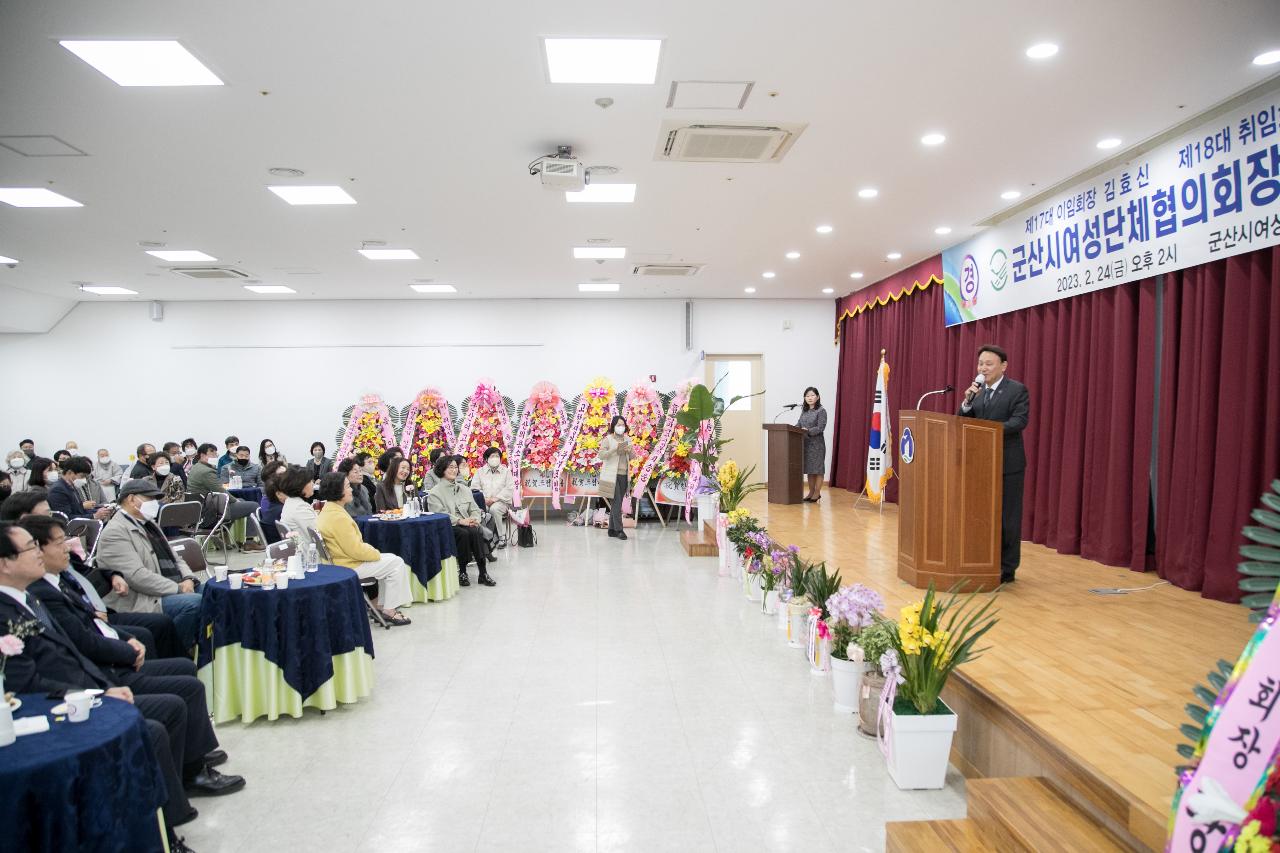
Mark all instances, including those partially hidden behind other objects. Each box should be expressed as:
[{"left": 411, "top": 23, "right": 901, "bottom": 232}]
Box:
[
  {"left": 287, "top": 555, "right": 301, "bottom": 576},
  {"left": 228, "top": 573, "right": 244, "bottom": 590},
  {"left": 214, "top": 566, "right": 229, "bottom": 582},
  {"left": 276, "top": 574, "right": 290, "bottom": 590},
  {"left": 66, "top": 691, "right": 92, "bottom": 723}
]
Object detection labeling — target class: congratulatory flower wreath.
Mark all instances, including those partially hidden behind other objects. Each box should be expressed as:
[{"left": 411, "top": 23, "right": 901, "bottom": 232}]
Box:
[
  {"left": 621, "top": 380, "right": 662, "bottom": 480},
  {"left": 335, "top": 394, "right": 398, "bottom": 462},
  {"left": 456, "top": 379, "right": 513, "bottom": 473},
  {"left": 398, "top": 387, "right": 455, "bottom": 487}
]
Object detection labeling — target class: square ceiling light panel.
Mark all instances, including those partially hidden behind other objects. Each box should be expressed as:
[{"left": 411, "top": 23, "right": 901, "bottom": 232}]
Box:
[
  {"left": 59, "top": 41, "right": 223, "bottom": 86},
  {"left": 544, "top": 38, "right": 662, "bottom": 84},
  {"left": 267, "top": 185, "right": 357, "bottom": 205},
  {"left": 667, "top": 81, "right": 754, "bottom": 109},
  {"left": 358, "top": 249, "right": 419, "bottom": 260},
  {"left": 0, "top": 188, "right": 83, "bottom": 207},
  {"left": 0, "top": 135, "right": 88, "bottom": 157},
  {"left": 80, "top": 285, "right": 137, "bottom": 295},
  {"left": 565, "top": 183, "right": 636, "bottom": 203}
]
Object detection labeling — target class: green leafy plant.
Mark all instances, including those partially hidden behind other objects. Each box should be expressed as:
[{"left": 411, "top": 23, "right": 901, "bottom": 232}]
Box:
[
  {"left": 852, "top": 620, "right": 896, "bottom": 670},
  {"left": 674, "top": 377, "right": 765, "bottom": 469},
  {"left": 725, "top": 512, "right": 762, "bottom": 553},
  {"left": 883, "top": 582, "right": 1001, "bottom": 714},
  {"left": 1238, "top": 479, "right": 1280, "bottom": 623},
  {"left": 803, "top": 562, "right": 842, "bottom": 619},
  {"left": 716, "top": 460, "right": 766, "bottom": 512}
]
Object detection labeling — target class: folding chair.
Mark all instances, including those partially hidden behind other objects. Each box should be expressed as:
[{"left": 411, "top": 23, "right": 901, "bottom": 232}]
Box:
[
  {"left": 267, "top": 539, "right": 296, "bottom": 561},
  {"left": 157, "top": 501, "right": 202, "bottom": 539},
  {"left": 197, "top": 492, "right": 232, "bottom": 564},
  {"left": 65, "top": 518, "right": 102, "bottom": 555},
  {"left": 306, "top": 526, "right": 390, "bottom": 630},
  {"left": 169, "top": 537, "right": 210, "bottom": 582},
  {"left": 275, "top": 520, "right": 290, "bottom": 541}
]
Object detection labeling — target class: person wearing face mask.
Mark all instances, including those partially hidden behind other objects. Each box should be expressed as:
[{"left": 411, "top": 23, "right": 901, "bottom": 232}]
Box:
[
  {"left": 53, "top": 449, "right": 72, "bottom": 467},
  {"left": 187, "top": 443, "right": 267, "bottom": 552},
  {"left": 258, "top": 438, "right": 285, "bottom": 468},
  {"left": 97, "top": 480, "right": 204, "bottom": 650},
  {"left": 179, "top": 438, "right": 198, "bottom": 476},
  {"left": 597, "top": 416, "right": 634, "bottom": 540},
  {"left": 47, "top": 456, "right": 112, "bottom": 520},
  {"left": 19, "top": 438, "right": 35, "bottom": 467},
  {"left": 64, "top": 441, "right": 80, "bottom": 456},
  {"left": 30, "top": 456, "right": 59, "bottom": 492},
  {"left": 161, "top": 443, "right": 188, "bottom": 488},
  {"left": 129, "top": 443, "right": 157, "bottom": 479},
  {"left": 93, "top": 448, "right": 123, "bottom": 500},
  {"left": 219, "top": 446, "right": 262, "bottom": 487},
  {"left": 6, "top": 450, "right": 31, "bottom": 491},
  {"left": 149, "top": 452, "right": 185, "bottom": 505},
  {"left": 471, "top": 447, "right": 516, "bottom": 546},
  {"left": 305, "top": 441, "right": 332, "bottom": 480}
]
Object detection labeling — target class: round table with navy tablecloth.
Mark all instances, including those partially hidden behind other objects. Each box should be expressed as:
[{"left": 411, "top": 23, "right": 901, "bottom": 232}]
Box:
[
  {"left": 356, "top": 513, "right": 460, "bottom": 603},
  {"left": 196, "top": 564, "right": 376, "bottom": 723},
  {"left": 4, "top": 694, "right": 168, "bottom": 853},
  {"left": 228, "top": 486, "right": 263, "bottom": 504}
]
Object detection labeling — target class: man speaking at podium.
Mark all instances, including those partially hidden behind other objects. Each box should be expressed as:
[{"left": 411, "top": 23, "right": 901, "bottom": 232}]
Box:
[{"left": 958, "top": 345, "right": 1030, "bottom": 583}]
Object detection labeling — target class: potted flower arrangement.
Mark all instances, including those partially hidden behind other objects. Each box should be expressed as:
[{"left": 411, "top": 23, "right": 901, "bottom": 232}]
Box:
[
  {"left": 852, "top": 620, "right": 896, "bottom": 735},
  {"left": 723, "top": 508, "right": 758, "bottom": 578},
  {"left": 786, "top": 556, "right": 822, "bottom": 646},
  {"left": 825, "top": 584, "right": 886, "bottom": 714},
  {"left": 761, "top": 542, "right": 797, "bottom": 615},
  {"left": 878, "top": 584, "right": 1000, "bottom": 789},
  {"left": 741, "top": 530, "right": 772, "bottom": 602}
]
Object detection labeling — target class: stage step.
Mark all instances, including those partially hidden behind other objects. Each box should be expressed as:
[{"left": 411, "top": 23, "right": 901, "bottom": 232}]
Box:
[
  {"left": 680, "top": 528, "right": 718, "bottom": 557},
  {"left": 966, "top": 777, "right": 1128, "bottom": 852},
  {"left": 886, "top": 818, "right": 996, "bottom": 852}
]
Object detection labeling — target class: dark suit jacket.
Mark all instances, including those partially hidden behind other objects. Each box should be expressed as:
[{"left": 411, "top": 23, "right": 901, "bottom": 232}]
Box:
[
  {"left": 27, "top": 576, "right": 139, "bottom": 671},
  {"left": 0, "top": 593, "right": 112, "bottom": 693},
  {"left": 47, "top": 477, "right": 93, "bottom": 519},
  {"left": 958, "top": 377, "right": 1030, "bottom": 474}
]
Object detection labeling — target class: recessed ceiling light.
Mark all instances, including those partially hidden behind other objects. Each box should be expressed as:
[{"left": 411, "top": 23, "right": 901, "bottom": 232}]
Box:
[
  {"left": 821, "top": 287, "right": 834, "bottom": 294},
  {"left": 409, "top": 284, "right": 457, "bottom": 294},
  {"left": 921, "top": 132, "right": 946, "bottom": 146},
  {"left": 934, "top": 226, "right": 952, "bottom": 235},
  {"left": 565, "top": 183, "right": 637, "bottom": 203},
  {"left": 1025, "top": 42, "right": 1059, "bottom": 59},
  {"left": 544, "top": 38, "right": 662, "bottom": 84},
  {"left": 762, "top": 271, "right": 776, "bottom": 279},
  {"left": 59, "top": 40, "right": 223, "bottom": 86},
  {"left": 815, "top": 224, "right": 834, "bottom": 234},
  {"left": 886, "top": 252, "right": 902, "bottom": 260},
  {"left": 79, "top": 285, "right": 137, "bottom": 295},
  {"left": 0, "top": 188, "right": 83, "bottom": 207},
  {"left": 578, "top": 282, "right": 620, "bottom": 292},
  {"left": 744, "top": 287, "right": 756, "bottom": 294},
  {"left": 358, "top": 249, "right": 419, "bottom": 260},
  {"left": 857, "top": 187, "right": 878, "bottom": 199},
  {"left": 1253, "top": 49, "right": 1280, "bottom": 66},
  {"left": 573, "top": 247, "right": 626, "bottom": 259},
  {"left": 0, "top": 255, "right": 19, "bottom": 264},
  {"left": 1001, "top": 189, "right": 1022, "bottom": 201},
  {"left": 850, "top": 272, "right": 864, "bottom": 279},
  {"left": 243, "top": 285, "right": 295, "bottom": 294},
  {"left": 146, "top": 249, "right": 216, "bottom": 262},
  {"left": 785, "top": 251, "right": 801, "bottom": 260},
  {"left": 267, "top": 185, "right": 356, "bottom": 205},
  {"left": 1096, "top": 137, "right": 1122, "bottom": 150}
]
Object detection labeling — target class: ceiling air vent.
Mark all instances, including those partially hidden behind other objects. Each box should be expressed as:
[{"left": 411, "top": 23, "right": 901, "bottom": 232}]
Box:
[
  {"left": 633, "top": 263, "right": 703, "bottom": 277},
  {"left": 169, "top": 267, "right": 251, "bottom": 280},
  {"left": 655, "top": 121, "right": 806, "bottom": 163}
]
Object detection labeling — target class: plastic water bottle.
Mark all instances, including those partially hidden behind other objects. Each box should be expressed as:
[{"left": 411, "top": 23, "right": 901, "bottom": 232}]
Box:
[{"left": 304, "top": 541, "right": 319, "bottom": 573}]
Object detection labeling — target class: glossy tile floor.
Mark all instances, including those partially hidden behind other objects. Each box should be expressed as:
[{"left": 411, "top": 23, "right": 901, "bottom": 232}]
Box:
[{"left": 182, "top": 522, "right": 966, "bottom": 853}]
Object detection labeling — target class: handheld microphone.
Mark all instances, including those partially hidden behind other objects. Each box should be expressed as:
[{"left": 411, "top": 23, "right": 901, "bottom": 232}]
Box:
[{"left": 964, "top": 373, "right": 984, "bottom": 404}]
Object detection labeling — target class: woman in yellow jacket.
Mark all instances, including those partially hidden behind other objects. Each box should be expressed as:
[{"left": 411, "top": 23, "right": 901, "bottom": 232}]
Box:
[{"left": 314, "top": 472, "right": 413, "bottom": 626}]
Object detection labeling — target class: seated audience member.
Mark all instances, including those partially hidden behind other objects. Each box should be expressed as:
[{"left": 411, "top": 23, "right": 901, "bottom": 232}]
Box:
[
  {"left": 258, "top": 438, "right": 286, "bottom": 467},
  {"left": 180, "top": 438, "right": 199, "bottom": 475},
  {"left": 161, "top": 442, "right": 189, "bottom": 487},
  {"left": 1, "top": 487, "right": 50, "bottom": 522},
  {"left": 149, "top": 451, "right": 185, "bottom": 504},
  {"left": 29, "top": 456, "right": 59, "bottom": 491},
  {"left": 0, "top": 471, "right": 10, "bottom": 504},
  {"left": 258, "top": 460, "right": 288, "bottom": 544},
  {"left": 0, "top": 521, "right": 245, "bottom": 847},
  {"left": 355, "top": 452, "right": 379, "bottom": 507},
  {"left": 93, "top": 448, "right": 123, "bottom": 500},
  {"left": 187, "top": 444, "right": 266, "bottom": 551},
  {"left": 422, "top": 448, "right": 445, "bottom": 492},
  {"left": 216, "top": 435, "right": 239, "bottom": 472},
  {"left": 64, "top": 440, "right": 81, "bottom": 456},
  {"left": 7, "top": 449, "right": 31, "bottom": 491},
  {"left": 337, "top": 458, "right": 373, "bottom": 517},
  {"left": 427, "top": 455, "right": 496, "bottom": 587},
  {"left": 220, "top": 445, "right": 262, "bottom": 487},
  {"left": 375, "top": 456, "right": 414, "bottom": 512},
  {"left": 97, "top": 480, "right": 204, "bottom": 650},
  {"left": 52, "top": 448, "right": 72, "bottom": 467},
  {"left": 279, "top": 466, "right": 319, "bottom": 537},
  {"left": 19, "top": 438, "right": 35, "bottom": 465},
  {"left": 129, "top": 443, "right": 156, "bottom": 479},
  {"left": 376, "top": 448, "right": 401, "bottom": 479},
  {"left": 314, "top": 473, "right": 412, "bottom": 625},
  {"left": 47, "top": 456, "right": 112, "bottom": 520},
  {"left": 472, "top": 446, "right": 520, "bottom": 544},
  {"left": 305, "top": 442, "right": 332, "bottom": 480}
]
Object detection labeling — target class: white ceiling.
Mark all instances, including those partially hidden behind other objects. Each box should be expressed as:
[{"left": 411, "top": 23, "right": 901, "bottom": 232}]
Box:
[{"left": 1, "top": 0, "right": 1278, "bottom": 317}]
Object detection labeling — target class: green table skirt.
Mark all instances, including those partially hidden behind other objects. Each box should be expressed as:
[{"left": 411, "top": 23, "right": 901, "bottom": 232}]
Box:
[
  {"left": 409, "top": 555, "right": 459, "bottom": 602},
  {"left": 198, "top": 644, "right": 374, "bottom": 724}
]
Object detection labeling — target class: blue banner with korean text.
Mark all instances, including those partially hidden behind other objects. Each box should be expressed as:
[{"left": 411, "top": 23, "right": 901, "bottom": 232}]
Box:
[{"left": 942, "top": 89, "right": 1280, "bottom": 325}]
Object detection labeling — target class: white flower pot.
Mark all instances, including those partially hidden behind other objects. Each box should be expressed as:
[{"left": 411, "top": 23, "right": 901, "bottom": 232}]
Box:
[
  {"left": 830, "top": 656, "right": 867, "bottom": 714},
  {"left": 696, "top": 493, "right": 719, "bottom": 524},
  {"left": 744, "top": 573, "right": 762, "bottom": 602},
  {"left": 786, "top": 603, "right": 810, "bottom": 648},
  {"left": 886, "top": 701, "right": 958, "bottom": 790},
  {"left": 716, "top": 514, "right": 731, "bottom": 575},
  {"left": 776, "top": 597, "right": 790, "bottom": 630},
  {"left": 762, "top": 589, "right": 780, "bottom": 615}
]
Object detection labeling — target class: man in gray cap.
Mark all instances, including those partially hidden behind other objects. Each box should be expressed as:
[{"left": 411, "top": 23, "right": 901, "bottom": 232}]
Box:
[{"left": 98, "top": 479, "right": 204, "bottom": 650}]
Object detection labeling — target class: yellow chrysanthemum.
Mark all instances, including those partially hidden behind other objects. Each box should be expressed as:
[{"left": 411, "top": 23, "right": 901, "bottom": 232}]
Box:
[{"left": 1235, "top": 820, "right": 1270, "bottom": 853}]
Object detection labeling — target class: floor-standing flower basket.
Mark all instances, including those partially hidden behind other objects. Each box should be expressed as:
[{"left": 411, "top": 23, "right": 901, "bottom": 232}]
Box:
[
  {"left": 858, "top": 671, "right": 885, "bottom": 736},
  {"left": 830, "top": 656, "right": 867, "bottom": 714},
  {"left": 885, "top": 701, "right": 958, "bottom": 790},
  {"left": 696, "top": 493, "right": 719, "bottom": 527},
  {"left": 786, "top": 600, "right": 810, "bottom": 648}
]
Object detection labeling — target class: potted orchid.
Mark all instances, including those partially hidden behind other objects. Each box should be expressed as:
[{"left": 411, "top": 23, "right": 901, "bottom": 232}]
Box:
[
  {"left": 723, "top": 508, "right": 758, "bottom": 578},
  {"left": 761, "top": 543, "right": 797, "bottom": 615},
  {"left": 741, "top": 530, "right": 772, "bottom": 602},
  {"left": 786, "top": 556, "right": 822, "bottom": 647},
  {"left": 826, "top": 584, "right": 886, "bottom": 714}
]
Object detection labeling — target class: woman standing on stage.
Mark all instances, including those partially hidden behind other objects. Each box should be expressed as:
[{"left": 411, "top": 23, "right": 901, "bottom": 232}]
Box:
[{"left": 797, "top": 386, "right": 827, "bottom": 502}]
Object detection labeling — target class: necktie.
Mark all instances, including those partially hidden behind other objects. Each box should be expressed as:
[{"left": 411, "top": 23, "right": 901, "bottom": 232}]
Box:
[
  {"left": 984, "top": 387, "right": 995, "bottom": 404},
  {"left": 25, "top": 593, "right": 57, "bottom": 633}
]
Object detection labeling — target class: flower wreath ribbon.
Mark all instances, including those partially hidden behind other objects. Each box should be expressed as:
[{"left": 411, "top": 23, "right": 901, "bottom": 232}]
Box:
[
  {"left": 398, "top": 390, "right": 453, "bottom": 458},
  {"left": 631, "top": 386, "right": 693, "bottom": 505},
  {"left": 549, "top": 399, "right": 589, "bottom": 510},
  {"left": 336, "top": 394, "right": 396, "bottom": 462},
  {"left": 683, "top": 419, "right": 714, "bottom": 522}
]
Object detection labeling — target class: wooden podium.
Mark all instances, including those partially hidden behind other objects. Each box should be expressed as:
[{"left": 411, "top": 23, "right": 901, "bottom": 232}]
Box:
[
  {"left": 762, "top": 423, "right": 806, "bottom": 504},
  {"left": 897, "top": 410, "right": 1002, "bottom": 592}
]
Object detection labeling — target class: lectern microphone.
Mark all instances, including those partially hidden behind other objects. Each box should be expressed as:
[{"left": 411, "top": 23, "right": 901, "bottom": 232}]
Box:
[{"left": 915, "top": 385, "right": 955, "bottom": 410}]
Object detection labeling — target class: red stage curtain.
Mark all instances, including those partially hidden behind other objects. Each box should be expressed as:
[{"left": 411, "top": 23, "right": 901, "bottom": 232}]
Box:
[{"left": 1155, "top": 246, "right": 1280, "bottom": 602}]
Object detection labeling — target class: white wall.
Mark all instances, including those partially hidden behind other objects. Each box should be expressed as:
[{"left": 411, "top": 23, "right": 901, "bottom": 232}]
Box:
[{"left": 0, "top": 298, "right": 838, "bottom": 476}]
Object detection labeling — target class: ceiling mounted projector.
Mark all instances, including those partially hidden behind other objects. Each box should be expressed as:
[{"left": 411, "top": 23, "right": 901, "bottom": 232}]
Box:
[{"left": 529, "top": 145, "right": 589, "bottom": 191}]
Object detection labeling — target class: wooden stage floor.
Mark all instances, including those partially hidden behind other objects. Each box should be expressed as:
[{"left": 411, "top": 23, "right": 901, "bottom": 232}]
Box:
[{"left": 741, "top": 487, "right": 1254, "bottom": 847}]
